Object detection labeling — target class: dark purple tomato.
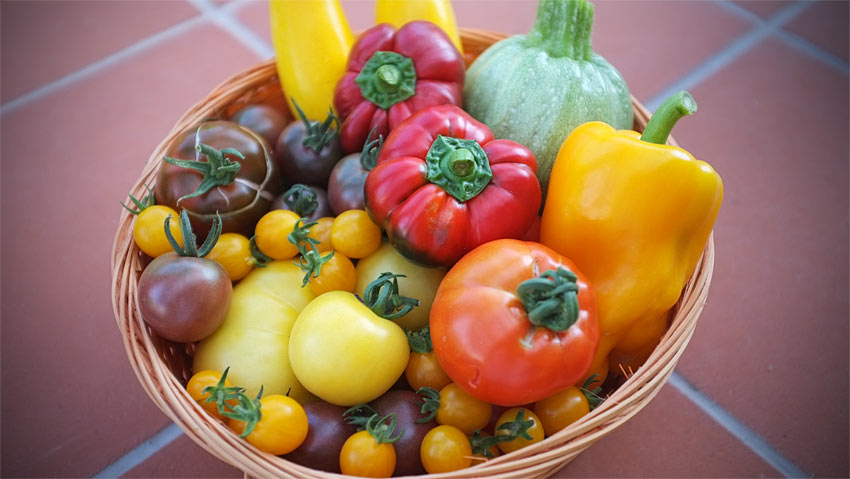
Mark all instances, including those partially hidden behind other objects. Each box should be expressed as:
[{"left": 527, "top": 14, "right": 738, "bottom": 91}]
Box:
[
  {"left": 285, "top": 402, "right": 354, "bottom": 472},
  {"left": 155, "top": 121, "right": 280, "bottom": 238},
  {"left": 275, "top": 121, "right": 343, "bottom": 187},
  {"left": 137, "top": 253, "right": 232, "bottom": 343},
  {"left": 327, "top": 153, "right": 369, "bottom": 215},
  {"left": 229, "top": 104, "right": 288, "bottom": 148},
  {"left": 371, "top": 390, "right": 436, "bottom": 476},
  {"left": 271, "top": 185, "right": 332, "bottom": 221}
]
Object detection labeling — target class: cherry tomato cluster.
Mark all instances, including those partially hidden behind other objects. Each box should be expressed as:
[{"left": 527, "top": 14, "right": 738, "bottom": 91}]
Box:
[{"left": 128, "top": 95, "right": 611, "bottom": 478}]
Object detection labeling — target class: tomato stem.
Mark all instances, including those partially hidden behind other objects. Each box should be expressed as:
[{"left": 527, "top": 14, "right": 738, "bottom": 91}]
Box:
[
  {"left": 201, "top": 367, "right": 263, "bottom": 438},
  {"left": 163, "top": 209, "right": 222, "bottom": 258},
  {"left": 516, "top": 267, "right": 580, "bottom": 332},
  {"left": 343, "top": 403, "right": 379, "bottom": 431},
  {"left": 163, "top": 143, "right": 243, "bottom": 202},
  {"left": 362, "top": 273, "right": 420, "bottom": 320},
  {"left": 495, "top": 408, "right": 534, "bottom": 442},
  {"left": 287, "top": 218, "right": 334, "bottom": 286},
  {"left": 364, "top": 413, "right": 404, "bottom": 445},
  {"left": 120, "top": 185, "right": 155, "bottom": 215},
  {"left": 415, "top": 387, "right": 440, "bottom": 423},
  {"left": 359, "top": 128, "right": 383, "bottom": 171},
  {"left": 293, "top": 98, "right": 339, "bottom": 152},
  {"left": 280, "top": 184, "right": 319, "bottom": 218},
  {"left": 406, "top": 326, "right": 434, "bottom": 353}
]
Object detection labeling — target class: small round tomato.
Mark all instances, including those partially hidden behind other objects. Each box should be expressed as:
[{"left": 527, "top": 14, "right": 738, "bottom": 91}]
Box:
[
  {"left": 229, "top": 104, "right": 287, "bottom": 148},
  {"left": 420, "top": 425, "right": 472, "bottom": 474},
  {"left": 339, "top": 414, "right": 399, "bottom": 478},
  {"left": 331, "top": 209, "right": 381, "bottom": 259},
  {"left": 494, "top": 408, "right": 545, "bottom": 453},
  {"left": 186, "top": 370, "right": 235, "bottom": 421},
  {"left": 308, "top": 251, "right": 356, "bottom": 296},
  {"left": 406, "top": 352, "right": 452, "bottom": 392},
  {"left": 420, "top": 383, "right": 492, "bottom": 435},
  {"left": 207, "top": 233, "right": 253, "bottom": 281},
  {"left": 534, "top": 387, "right": 590, "bottom": 436},
  {"left": 254, "top": 209, "right": 299, "bottom": 260},
  {"left": 122, "top": 188, "right": 184, "bottom": 257},
  {"left": 229, "top": 394, "right": 308, "bottom": 455},
  {"left": 308, "top": 217, "right": 334, "bottom": 253}
]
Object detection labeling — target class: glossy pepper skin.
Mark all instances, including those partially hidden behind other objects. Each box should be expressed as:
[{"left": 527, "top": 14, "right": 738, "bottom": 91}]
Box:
[
  {"left": 540, "top": 91, "right": 723, "bottom": 375},
  {"left": 156, "top": 121, "right": 280, "bottom": 238},
  {"left": 269, "top": 0, "right": 353, "bottom": 121},
  {"left": 365, "top": 105, "right": 542, "bottom": 268},
  {"left": 375, "top": 0, "right": 464, "bottom": 54},
  {"left": 333, "top": 21, "right": 465, "bottom": 153},
  {"left": 430, "top": 239, "right": 599, "bottom": 406}
]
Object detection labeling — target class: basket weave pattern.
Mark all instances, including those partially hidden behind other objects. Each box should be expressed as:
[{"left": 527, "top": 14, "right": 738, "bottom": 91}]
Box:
[{"left": 111, "top": 29, "right": 715, "bottom": 479}]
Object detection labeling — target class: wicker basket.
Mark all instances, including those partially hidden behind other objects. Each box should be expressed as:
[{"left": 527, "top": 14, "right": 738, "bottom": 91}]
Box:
[{"left": 111, "top": 28, "right": 715, "bottom": 479}]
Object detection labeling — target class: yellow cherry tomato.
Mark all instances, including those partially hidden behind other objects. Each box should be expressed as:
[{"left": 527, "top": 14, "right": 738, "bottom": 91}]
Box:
[
  {"left": 229, "top": 394, "right": 308, "bottom": 455},
  {"left": 340, "top": 430, "right": 396, "bottom": 478},
  {"left": 405, "top": 351, "right": 452, "bottom": 392},
  {"left": 309, "top": 216, "right": 334, "bottom": 253},
  {"left": 133, "top": 205, "right": 183, "bottom": 257},
  {"left": 420, "top": 425, "right": 472, "bottom": 474},
  {"left": 495, "top": 408, "right": 545, "bottom": 453},
  {"left": 207, "top": 233, "right": 254, "bottom": 281},
  {"left": 431, "top": 383, "right": 492, "bottom": 435},
  {"left": 186, "top": 369, "right": 235, "bottom": 421},
  {"left": 308, "top": 251, "right": 356, "bottom": 296},
  {"left": 534, "top": 387, "right": 590, "bottom": 436},
  {"left": 331, "top": 209, "right": 381, "bottom": 259},
  {"left": 254, "top": 209, "right": 299, "bottom": 260}
]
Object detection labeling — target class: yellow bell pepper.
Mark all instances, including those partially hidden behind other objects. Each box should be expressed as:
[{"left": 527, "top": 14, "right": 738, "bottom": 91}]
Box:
[
  {"left": 269, "top": 0, "right": 353, "bottom": 120},
  {"left": 375, "top": 0, "right": 464, "bottom": 54},
  {"left": 540, "top": 91, "right": 723, "bottom": 377}
]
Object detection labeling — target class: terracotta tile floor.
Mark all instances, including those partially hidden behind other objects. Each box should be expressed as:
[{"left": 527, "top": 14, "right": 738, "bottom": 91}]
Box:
[{"left": 0, "top": 0, "right": 846, "bottom": 478}]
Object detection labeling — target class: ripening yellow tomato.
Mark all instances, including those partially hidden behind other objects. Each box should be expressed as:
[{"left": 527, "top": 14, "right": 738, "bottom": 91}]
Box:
[
  {"left": 207, "top": 233, "right": 253, "bottom": 281},
  {"left": 331, "top": 209, "right": 381, "bottom": 258},
  {"left": 133, "top": 205, "right": 183, "bottom": 257},
  {"left": 254, "top": 209, "right": 300, "bottom": 260}
]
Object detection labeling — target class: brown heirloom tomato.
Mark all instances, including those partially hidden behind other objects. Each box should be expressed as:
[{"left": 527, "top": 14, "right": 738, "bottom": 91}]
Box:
[{"left": 155, "top": 120, "right": 280, "bottom": 238}]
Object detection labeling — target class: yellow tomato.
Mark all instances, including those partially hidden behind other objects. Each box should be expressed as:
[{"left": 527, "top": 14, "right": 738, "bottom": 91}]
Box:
[
  {"left": 207, "top": 232, "right": 253, "bottom": 281},
  {"left": 340, "top": 430, "right": 396, "bottom": 478},
  {"left": 309, "top": 216, "right": 334, "bottom": 253},
  {"left": 186, "top": 370, "right": 235, "bottom": 421},
  {"left": 434, "top": 383, "right": 492, "bottom": 435},
  {"left": 133, "top": 205, "right": 183, "bottom": 257},
  {"left": 420, "top": 425, "right": 472, "bottom": 474},
  {"left": 495, "top": 408, "right": 545, "bottom": 453},
  {"left": 308, "top": 251, "right": 356, "bottom": 296},
  {"left": 405, "top": 351, "right": 452, "bottom": 392},
  {"left": 229, "top": 394, "right": 308, "bottom": 455},
  {"left": 289, "top": 291, "right": 409, "bottom": 406},
  {"left": 331, "top": 209, "right": 382, "bottom": 258},
  {"left": 534, "top": 387, "right": 590, "bottom": 436},
  {"left": 254, "top": 209, "right": 299, "bottom": 260}
]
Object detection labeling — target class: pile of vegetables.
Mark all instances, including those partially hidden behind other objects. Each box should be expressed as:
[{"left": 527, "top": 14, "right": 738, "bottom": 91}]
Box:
[{"left": 123, "top": 0, "right": 723, "bottom": 476}]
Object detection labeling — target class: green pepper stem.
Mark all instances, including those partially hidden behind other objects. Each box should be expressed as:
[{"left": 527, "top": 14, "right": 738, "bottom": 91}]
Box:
[
  {"left": 640, "top": 91, "right": 697, "bottom": 145},
  {"left": 425, "top": 135, "right": 493, "bottom": 203},
  {"left": 376, "top": 64, "right": 401, "bottom": 89},
  {"left": 355, "top": 51, "right": 417, "bottom": 109},
  {"left": 525, "top": 0, "right": 594, "bottom": 60}
]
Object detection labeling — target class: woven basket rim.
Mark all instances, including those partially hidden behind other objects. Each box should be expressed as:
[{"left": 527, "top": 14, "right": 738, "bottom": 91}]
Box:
[{"left": 110, "top": 27, "right": 715, "bottom": 479}]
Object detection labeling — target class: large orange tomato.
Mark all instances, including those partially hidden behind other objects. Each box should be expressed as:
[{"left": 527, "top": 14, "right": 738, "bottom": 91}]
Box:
[{"left": 430, "top": 239, "right": 599, "bottom": 406}]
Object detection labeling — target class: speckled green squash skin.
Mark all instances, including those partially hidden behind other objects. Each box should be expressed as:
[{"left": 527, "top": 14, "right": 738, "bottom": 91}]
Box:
[{"left": 463, "top": 0, "right": 633, "bottom": 200}]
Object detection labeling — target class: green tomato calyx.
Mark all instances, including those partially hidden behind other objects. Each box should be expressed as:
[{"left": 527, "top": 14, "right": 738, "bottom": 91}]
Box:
[
  {"left": 164, "top": 209, "right": 221, "bottom": 258},
  {"left": 288, "top": 218, "right": 334, "bottom": 286},
  {"left": 365, "top": 413, "right": 404, "bottom": 445},
  {"left": 406, "top": 326, "right": 433, "bottom": 354},
  {"left": 247, "top": 235, "right": 272, "bottom": 268},
  {"left": 415, "top": 387, "right": 440, "bottom": 423},
  {"left": 360, "top": 128, "right": 384, "bottom": 171},
  {"left": 201, "top": 367, "right": 263, "bottom": 438},
  {"left": 356, "top": 51, "right": 417, "bottom": 109},
  {"left": 425, "top": 135, "right": 492, "bottom": 202},
  {"left": 281, "top": 184, "right": 319, "bottom": 218},
  {"left": 516, "top": 267, "right": 580, "bottom": 332},
  {"left": 469, "top": 429, "right": 505, "bottom": 458},
  {"left": 292, "top": 98, "right": 339, "bottom": 152},
  {"left": 164, "top": 142, "right": 244, "bottom": 203},
  {"left": 363, "top": 272, "right": 420, "bottom": 320},
  {"left": 121, "top": 185, "right": 155, "bottom": 215},
  {"left": 343, "top": 403, "right": 379, "bottom": 431},
  {"left": 580, "top": 374, "right": 605, "bottom": 410},
  {"left": 496, "top": 408, "right": 535, "bottom": 442}
]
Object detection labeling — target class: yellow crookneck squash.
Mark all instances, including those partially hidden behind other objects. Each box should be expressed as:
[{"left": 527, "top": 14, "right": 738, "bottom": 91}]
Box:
[{"left": 540, "top": 91, "right": 723, "bottom": 378}]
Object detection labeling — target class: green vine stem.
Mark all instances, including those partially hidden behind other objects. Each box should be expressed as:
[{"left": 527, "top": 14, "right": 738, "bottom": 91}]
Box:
[
  {"left": 201, "top": 367, "right": 263, "bottom": 438},
  {"left": 364, "top": 413, "right": 404, "bottom": 445},
  {"left": 287, "top": 218, "right": 334, "bottom": 286},
  {"left": 248, "top": 235, "right": 271, "bottom": 268},
  {"left": 515, "top": 267, "right": 580, "bottom": 332},
  {"left": 415, "top": 387, "right": 440, "bottom": 423},
  {"left": 343, "top": 403, "right": 379, "bottom": 431},
  {"left": 362, "top": 273, "right": 420, "bottom": 320},
  {"left": 407, "top": 326, "right": 434, "bottom": 354},
  {"left": 163, "top": 209, "right": 222, "bottom": 258},
  {"left": 469, "top": 429, "right": 505, "bottom": 458},
  {"left": 579, "top": 374, "right": 605, "bottom": 410},
  {"left": 495, "top": 408, "right": 535, "bottom": 442},
  {"left": 121, "top": 185, "right": 155, "bottom": 215},
  {"left": 163, "top": 143, "right": 243, "bottom": 203},
  {"left": 280, "top": 184, "right": 319, "bottom": 218},
  {"left": 292, "top": 98, "right": 339, "bottom": 152},
  {"left": 360, "top": 127, "right": 384, "bottom": 171}
]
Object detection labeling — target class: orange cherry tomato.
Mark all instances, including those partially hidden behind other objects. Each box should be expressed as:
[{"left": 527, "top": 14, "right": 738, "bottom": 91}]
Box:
[
  {"left": 534, "top": 387, "right": 590, "bottom": 436},
  {"left": 186, "top": 370, "right": 235, "bottom": 421},
  {"left": 254, "top": 209, "right": 299, "bottom": 260},
  {"left": 207, "top": 233, "right": 254, "bottom": 281},
  {"left": 308, "top": 216, "right": 335, "bottom": 253},
  {"left": 308, "top": 251, "right": 356, "bottom": 296},
  {"left": 406, "top": 352, "right": 452, "bottom": 392},
  {"left": 419, "top": 383, "right": 492, "bottom": 435},
  {"left": 330, "top": 209, "right": 382, "bottom": 259},
  {"left": 420, "top": 425, "right": 472, "bottom": 473},
  {"left": 494, "top": 408, "right": 545, "bottom": 453},
  {"left": 229, "top": 394, "right": 308, "bottom": 455}
]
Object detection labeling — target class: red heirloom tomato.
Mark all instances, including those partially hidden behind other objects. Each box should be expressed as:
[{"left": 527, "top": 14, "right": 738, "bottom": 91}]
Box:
[
  {"left": 155, "top": 121, "right": 280, "bottom": 238},
  {"left": 365, "top": 105, "right": 541, "bottom": 267},
  {"left": 333, "top": 21, "right": 465, "bottom": 153},
  {"left": 430, "top": 239, "right": 599, "bottom": 406}
]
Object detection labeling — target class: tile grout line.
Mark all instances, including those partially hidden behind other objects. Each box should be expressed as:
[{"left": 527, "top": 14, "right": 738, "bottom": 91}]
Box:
[
  {"left": 646, "top": 0, "right": 812, "bottom": 110},
  {"left": 715, "top": 0, "right": 849, "bottom": 75},
  {"left": 186, "top": 0, "right": 274, "bottom": 60},
  {"left": 0, "top": 14, "right": 208, "bottom": 116},
  {"left": 668, "top": 372, "right": 809, "bottom": 478},
  {"left": 92, "top": 423, "right": 183, "bottom": 478}
]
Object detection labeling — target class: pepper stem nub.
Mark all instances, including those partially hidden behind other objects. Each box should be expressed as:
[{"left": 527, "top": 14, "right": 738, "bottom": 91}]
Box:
[{"left": 640, "top": 91, "right": 697, "bottom": 145}]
